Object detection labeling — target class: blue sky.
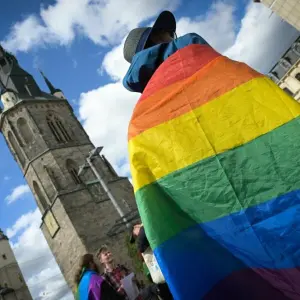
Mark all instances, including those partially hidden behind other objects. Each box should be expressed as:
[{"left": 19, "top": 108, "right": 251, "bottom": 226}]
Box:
[{"left": 0, "top": 0, "right": 299, "bottom": 299}]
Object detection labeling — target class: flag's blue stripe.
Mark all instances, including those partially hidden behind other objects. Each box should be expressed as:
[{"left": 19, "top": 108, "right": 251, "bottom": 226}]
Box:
[
  {"left": 154, "top": 189, "right": 300, "bottom": 299},
  {"left": 78, "top": 271, "right": 93, "bottom": 300}
]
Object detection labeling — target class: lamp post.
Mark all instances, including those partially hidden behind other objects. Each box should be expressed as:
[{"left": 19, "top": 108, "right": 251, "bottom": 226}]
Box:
[{"left": 78, "top": 147, "right": 130, "bottom": 228}]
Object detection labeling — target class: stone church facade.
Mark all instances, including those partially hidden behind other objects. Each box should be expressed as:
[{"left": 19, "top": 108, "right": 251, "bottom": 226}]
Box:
[
  {"left": 0, "top": 46, "right": 138, "bottom": 291},
  {"left": 0, "top": 230, "right": 32, "bottom": 300}
]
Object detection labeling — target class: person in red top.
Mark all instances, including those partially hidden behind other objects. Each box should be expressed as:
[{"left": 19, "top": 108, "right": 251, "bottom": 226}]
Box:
[
  {"left": 97, "top": 245, "right": 160, "bottom": 300},
  {"left": 97, "top": 245, "right": 132, "bottom": 298},
  {"left": 75, "top": 253, "right": 125, "bottom": 300}
]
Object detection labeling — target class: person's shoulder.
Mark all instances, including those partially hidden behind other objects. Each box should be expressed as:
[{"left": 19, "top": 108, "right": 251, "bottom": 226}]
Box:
[
  {"left": 102, "top": 270, "right": 110, "bottom": 279},
  {"left": 118, "top": 264, "right": 130, "bottom": 271},
  {"left": 90, "top": 272, "right": 105, "bottom": 286},
  {"left": 137, "top": 227, "right": 150, "bottom": 253},
  {"left": 177, "top": 33, "right": 209, "bottom": 46}
]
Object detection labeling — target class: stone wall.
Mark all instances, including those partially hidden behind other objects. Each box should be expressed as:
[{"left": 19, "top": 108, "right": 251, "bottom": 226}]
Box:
[
  {"left": 0, "top": 263, "right": 32, "bottom": 300},
  {"left": 0, "top": 98, "right": 140, "bottom": 294}
]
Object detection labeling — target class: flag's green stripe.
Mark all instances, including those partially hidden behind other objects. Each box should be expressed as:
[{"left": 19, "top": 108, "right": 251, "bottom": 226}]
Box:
[{"left": 136, "top": 116, "right": 300, "bottom": 250}]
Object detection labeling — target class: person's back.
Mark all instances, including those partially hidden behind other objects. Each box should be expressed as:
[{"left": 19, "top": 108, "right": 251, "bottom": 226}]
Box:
[
  {"left": 123, "top": 10, "right": 300, "bottom": 300},
  {"left": 131, "top": 224, "right": 173, "bottom": 300}
]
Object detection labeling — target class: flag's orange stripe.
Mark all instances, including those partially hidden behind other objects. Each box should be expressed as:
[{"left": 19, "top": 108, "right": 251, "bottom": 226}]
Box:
[
  {"left": 129, "top": 56, "right": 262, "bottom": 140},
  {"left": 140, "top": 44, "right": 221, "bottom": 101}
]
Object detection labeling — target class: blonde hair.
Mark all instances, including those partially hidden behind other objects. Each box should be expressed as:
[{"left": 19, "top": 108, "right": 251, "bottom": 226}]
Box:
[{"left": 96, "top": 245, "right": 109, "bottom": 261}]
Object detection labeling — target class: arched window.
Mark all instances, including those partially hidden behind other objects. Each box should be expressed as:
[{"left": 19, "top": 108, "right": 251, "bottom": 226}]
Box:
[
  {"left": 46, "top": 112, "right": 72, "bottom": 143},
  {"left": 0, "top": 58, "right": 7, "bottom": 70},
  {"left": 283, "top": 87, "right": 294, "bottom": 97},
  {"left": 269, "top": 71, "right": 279, "bottom": 82},
  {"left": 66, "top": 159, "right": 82, "bottom": 184},
  {"left": 55, "top": 117, "right": 71, "bottom": 141},
  {"left": 280, "top": 58, "right": 292, "bottom": 70},
  {"left": 292, "top": 42, "right": 300, "bottom": 56},
  {"left": 33, "top": 181, "right": 48, "bottom": 211},
  {"left": 295, "top": 73, "right": 300, "bottom": 82},
  {"left": 17, "top": 118, "right": 33, "bottom": 144},
  {"left": 285, "top": 57, "right": 292, "bottom": 65},
  {"left": 44, "top": 166, "right": 61, "bottom": 190},
  {"left": 8, "top": 131, "right": 25, "bottom": 166},
  {"left": 47, "top": 114, "right": 63, "bottom": 142}
]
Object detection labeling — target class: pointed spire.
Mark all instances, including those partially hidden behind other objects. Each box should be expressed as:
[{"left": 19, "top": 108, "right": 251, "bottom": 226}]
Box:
[{"left": 39, "top": 69, "right": 61, "bottom": 95}]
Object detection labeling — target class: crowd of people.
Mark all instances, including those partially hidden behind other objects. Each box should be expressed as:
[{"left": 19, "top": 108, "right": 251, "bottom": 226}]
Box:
[{"left": 75, "top": 223, "right": 173, "bottom": 300}]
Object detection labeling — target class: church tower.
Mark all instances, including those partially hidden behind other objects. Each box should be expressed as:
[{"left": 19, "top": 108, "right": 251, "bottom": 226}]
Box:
[
  {"left": 0, "top": 229, "right": 32, "bottom": 299},
  {"left": 0, "top": 46, "right": 138, "bottom": 290}
]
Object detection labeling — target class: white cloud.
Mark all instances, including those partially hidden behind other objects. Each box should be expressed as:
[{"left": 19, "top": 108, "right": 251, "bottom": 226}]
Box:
[
  {"left": 100, "top": 39, "right": 129, "bottom": 81},
  {"left": 176, "top": 1, "right": 237, "bottom": 53},
  {"left": 5, "top": 184, "right": 31, "bottom": 205},
  {"left": 6, "top": 209, "right": 38, "bottom": 239},
  {"left": 79, "top": 82, "right": 139, "bottom": 174},
  {"left": 2, "top": 0, "right": 180, "bottom": 52},
  {"left": 27, "top": 266, "right": 73, "bottom": 300},
  {"left": 82, "top": 1, "right": 239, "bottom": 174},
  {"left": 6, "top": 209, "right": 72, "bottom": 300},
  {"left": 3, "top": 16, "right": 50, "bottom": 52},
  {"left": 101, "top": 1, "right": 237, "bottom": 81},
  {"left": 224, "top": 1, "right": 299, "bottom": 73},
  {"left": 79, "top": 0, "right": 298, "bottom": 179}
]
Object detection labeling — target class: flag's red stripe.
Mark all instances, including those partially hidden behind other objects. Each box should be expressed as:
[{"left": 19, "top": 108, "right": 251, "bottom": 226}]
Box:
[
  {"left": 140, "top": 44, "right": 221, "bottom": 102},
  {"left": 129, "top": 56, "right": 261, "bottom": 140}
]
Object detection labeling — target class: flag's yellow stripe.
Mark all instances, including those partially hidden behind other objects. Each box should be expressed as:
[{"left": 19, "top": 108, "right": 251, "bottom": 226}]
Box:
[
  {"left": 129, "top": 56, "right": 260, "bottom": 139},
  {"left": 129, "top": 77, "right": 300, "bottom": 192}
]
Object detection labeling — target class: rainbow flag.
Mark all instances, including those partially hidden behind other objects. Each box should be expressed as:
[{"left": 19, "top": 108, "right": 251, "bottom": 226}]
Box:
[
  {"left": 128, "top": 43, "right": 300, "bottom": 299},
  {"left": 76, "top": 270, "right": 103, "bottom": 300}
]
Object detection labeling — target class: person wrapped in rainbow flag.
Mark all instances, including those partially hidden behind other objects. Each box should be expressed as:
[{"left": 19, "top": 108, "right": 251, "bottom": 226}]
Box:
[
  {"left": 75, "top": 254, "right": 124, "bottom": 300},
  {"left": 123, "top": 10, "right": 300, "bottom": 300}
]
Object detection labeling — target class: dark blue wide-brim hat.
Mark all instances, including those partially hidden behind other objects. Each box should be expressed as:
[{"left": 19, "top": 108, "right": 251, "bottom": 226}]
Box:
[{"left": 123, "top": 11, "right": 176, "bottom": 63}]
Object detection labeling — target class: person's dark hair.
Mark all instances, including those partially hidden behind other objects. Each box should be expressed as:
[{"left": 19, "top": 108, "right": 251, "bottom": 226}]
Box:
[
  {"left": 74, "top": 254, "right": 95, "bottom": 285},
  {"left": 145, "top": 29, "right": 174, "bottom": 49}
]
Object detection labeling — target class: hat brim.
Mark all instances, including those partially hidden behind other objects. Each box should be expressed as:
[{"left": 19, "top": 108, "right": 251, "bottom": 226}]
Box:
[
  {"left": 136, "top": 11, "right": 176, "bottom": 54},
  {"left": 124, "top": 11, "right": 176, "bottom": 63},
  {"left": 152, "top": 11, "right": 176, "bottom": 34},
  {"left": 136, "top": 10, "right": 176, "bottom": 53}
]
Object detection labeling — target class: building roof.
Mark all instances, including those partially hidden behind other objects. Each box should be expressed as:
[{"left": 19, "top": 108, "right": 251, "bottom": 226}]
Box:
[
  {"left": 268, "top": 35, "right": 300, "bottom": 81},
  {"left": 0, "top": 47, "right": 42, "bottom": 97},
  {"left": 39, "top": 70, "right": 62, "bottom": 95},
  {"left": 0, "top": 44, "right": 63, "bottom": 101},
  {"left": 0, "top": 228, "right": 8, "bottom": 241}
]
